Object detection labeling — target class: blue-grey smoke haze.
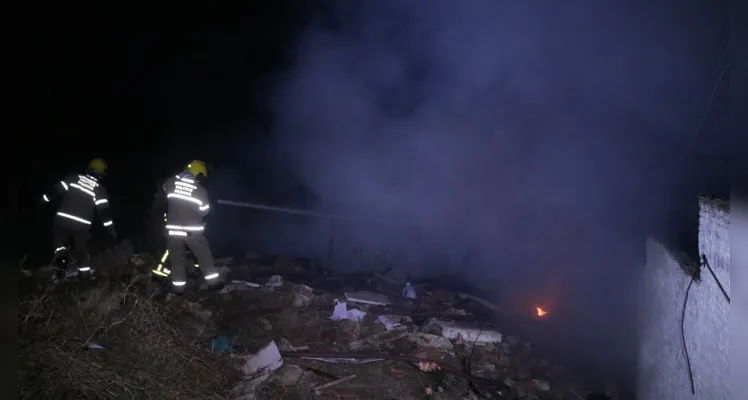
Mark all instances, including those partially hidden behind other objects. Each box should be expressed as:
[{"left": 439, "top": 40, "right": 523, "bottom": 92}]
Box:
[{"left": 213, "top": 0, "right": 728, "bottom": 389}]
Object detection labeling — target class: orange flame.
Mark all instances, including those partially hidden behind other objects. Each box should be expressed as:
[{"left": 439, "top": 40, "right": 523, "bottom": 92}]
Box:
[{"left": 535, "top": 306, "right": 547, "bottom": 317}]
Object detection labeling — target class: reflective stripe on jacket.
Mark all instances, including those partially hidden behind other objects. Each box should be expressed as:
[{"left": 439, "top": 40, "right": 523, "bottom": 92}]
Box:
[
  {"left": 163, "top": 173, "right": 210, "bottom": 234},
  {"left": 53, "top": 173, "right": 113, "bottom": 227}
]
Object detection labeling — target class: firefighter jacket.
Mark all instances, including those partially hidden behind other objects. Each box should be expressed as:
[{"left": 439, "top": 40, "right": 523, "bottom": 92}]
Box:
[
  {"left": 42, "top": 173, "right": 114, "bottom": 229},
  {"left": 163, "top": 173, "right": 210, "bottom": 236}
]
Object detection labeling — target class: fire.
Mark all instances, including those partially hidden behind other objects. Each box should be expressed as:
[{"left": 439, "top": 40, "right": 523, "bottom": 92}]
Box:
[{"left": 535, "top": 306, "right": 547, "bottom": 317}]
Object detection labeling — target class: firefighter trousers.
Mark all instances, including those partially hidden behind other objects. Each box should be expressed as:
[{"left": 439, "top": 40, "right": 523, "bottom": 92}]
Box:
[
  {"left": 166, "top": 234, "right": 219, "bottom": 285},
  {"left": 52, "top": 217, "right": 90, "bottom": 269}
]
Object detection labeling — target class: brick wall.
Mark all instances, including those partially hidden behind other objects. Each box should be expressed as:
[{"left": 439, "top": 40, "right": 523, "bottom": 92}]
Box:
[{"left": 638, "top": 196, "right": 730, "bottom": 399}]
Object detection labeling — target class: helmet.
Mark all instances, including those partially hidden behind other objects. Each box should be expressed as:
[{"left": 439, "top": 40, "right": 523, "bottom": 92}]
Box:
[
  {"left": 88, "top": 158, "right": 108, "bottom": 175},
  {"left": 186, "top": 160, "right": 207, "bottom": 178}
]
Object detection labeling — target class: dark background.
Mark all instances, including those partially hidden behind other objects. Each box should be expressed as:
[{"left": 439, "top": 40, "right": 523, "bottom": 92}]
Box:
[{"left": 11, "top": 0, "right": 731, "bottom": 393}]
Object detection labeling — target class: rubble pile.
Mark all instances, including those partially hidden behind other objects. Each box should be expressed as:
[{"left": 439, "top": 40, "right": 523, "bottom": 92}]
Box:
[
  {"left": 19, "top": 252, "right": 608, "bottom": 400},
  {"left": 18, "top": 274, "right": 242, "bottom": 400}
]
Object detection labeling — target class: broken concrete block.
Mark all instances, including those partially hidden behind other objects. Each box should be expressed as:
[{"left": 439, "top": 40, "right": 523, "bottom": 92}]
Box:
[
  {"left": 344, "top": 291, "right": 390, "bottom": 306},
  {"left": 409, "top": 332, "right": 454, "bottom": 350},
  {"left": 293, "top": 284, "right": 315, "bottom": 307},
  {"left": 240, "top": 341, "right": 284, "bottom": 387},
  {"left": 267, "top": 275, "right": 283, "bottom": 287},
  {"left": 273, "top": 364, "right": 304, "bottom": 386},
  {"left": 431, "top": 320, "right": 502, "bottom": 343}
]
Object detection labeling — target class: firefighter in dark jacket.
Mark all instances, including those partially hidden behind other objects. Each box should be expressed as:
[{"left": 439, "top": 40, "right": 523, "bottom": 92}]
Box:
[
  {"left": 41, "top": 158, "right": 117, "bottom": 277},
  {"left": 159, "top": 160, "right": 222, "bottom": 293}
]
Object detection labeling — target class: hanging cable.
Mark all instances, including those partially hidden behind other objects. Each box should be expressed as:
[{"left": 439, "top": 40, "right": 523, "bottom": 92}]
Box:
[
  {"left": 680, "top": 275, "right": 697, "bottom": 394},
  {"left": 681, "top": 254, "right": 730, "bottom": 395},
  {"left": 701, "top": 254, "right": 730, "bottom": 303}
]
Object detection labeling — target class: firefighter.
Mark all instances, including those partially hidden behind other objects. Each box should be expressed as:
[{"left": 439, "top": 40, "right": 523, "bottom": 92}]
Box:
[
  {"left": 159, "top": 160, "right": 222, "bottom": 293},
  {"left": 40, "top": 158, "right": 117, "bottom": 277}
]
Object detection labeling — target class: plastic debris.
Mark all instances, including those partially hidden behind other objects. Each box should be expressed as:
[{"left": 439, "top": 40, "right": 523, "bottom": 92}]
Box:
[
  {"left": 209, "top": 336, "right": 233, "bottom": 353},
  {"left": 402, "top": 282, "right": 417, "bottom": 299},
  {"left": 331, "top": 300, "right": 366, "bottom": 322}
]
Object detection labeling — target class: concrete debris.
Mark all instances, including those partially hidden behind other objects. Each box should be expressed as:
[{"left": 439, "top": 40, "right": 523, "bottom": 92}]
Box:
[
  {"left": 409, "top": 332, "right": 454, "bottom": 350},
  {"left": 21, "top": 249, "right": 607, "bottom": 399},
  {"left": 377, "top": 315, "right": 403, "bottom": 330},
  {"left": 292, "top": 284, "right": 315, "bottom": 307},
  {"left": 272, "top": 364, "right": 304, "bottom": 386},
  {"left": 344, "top": 290, "right": 390, "bottom": 306},
  {"left": 430, "top": 319, "right": 503, "bottom": 343},
  {"left": 219, "top": 280, "right": 262, "bottom": 294},
  {"left": 239, "top": 341, "right": 284, "bottom": 388},
  {"left": 267, "top": 275, "right": 283, "bottom": 287}
]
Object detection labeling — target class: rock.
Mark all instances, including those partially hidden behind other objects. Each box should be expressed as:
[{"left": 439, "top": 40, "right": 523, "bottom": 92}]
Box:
[
  {"left": 267, "top": 275, "right": 283, "bottom": 287},
  {"left": 273, "top": 364, "right": 304, "bottom": 386},
  {"left": 293, "top": 284, "right": 315, "bottom": 307},
  {"left": 409, "top": 332, "right": 454, "bottom": 350}
]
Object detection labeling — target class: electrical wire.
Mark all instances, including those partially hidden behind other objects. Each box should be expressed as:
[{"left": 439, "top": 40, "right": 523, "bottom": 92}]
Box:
[
  {"left": 681, "top": 255, "right": 730, "bottom": 395},
  {"left": 680, "top": 276, "right": 697, "bottom": 394},
  {"left": 701, "top": 254, "right": 730, "bottom": 303}
]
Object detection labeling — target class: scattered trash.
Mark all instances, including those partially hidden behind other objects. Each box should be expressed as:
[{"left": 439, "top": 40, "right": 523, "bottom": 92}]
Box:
[
  {"left": 239, "top": 340, "right": 284, "bottom": 388},
  {"left": 21, "top": 250, "right": 603, "bottom": 400},
  {"left": 402, "top": 282, "right": 417, "bottom": 299},
  {"left": 330, "top": 300, "right": 367, "bottom": 322},
  {"left": 210, "top": 336, "right": 234, "bottom": 353}
]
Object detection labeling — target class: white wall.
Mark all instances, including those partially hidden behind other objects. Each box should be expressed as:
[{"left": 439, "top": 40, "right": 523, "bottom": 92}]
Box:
[{"left": 638, "top": 196, "right": 730, "bottom": 399}]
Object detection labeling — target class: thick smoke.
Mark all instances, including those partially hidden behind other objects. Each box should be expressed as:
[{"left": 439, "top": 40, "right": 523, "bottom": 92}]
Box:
[{"left": 235, "top": 0, "right": 724, "bottom": 388}]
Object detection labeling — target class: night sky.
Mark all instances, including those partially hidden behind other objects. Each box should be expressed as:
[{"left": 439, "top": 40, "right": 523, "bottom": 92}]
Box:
[
  {"left": 16, "top": 2, "right": 310, "bottom": 260},
  {"left": 13, "top": 1, "right": 731, "bottom": 388}
]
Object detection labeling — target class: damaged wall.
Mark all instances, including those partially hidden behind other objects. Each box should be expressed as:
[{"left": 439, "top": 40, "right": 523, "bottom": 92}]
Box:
[{"left": 638, "top": 196, "right": 730, "bottom": 399}]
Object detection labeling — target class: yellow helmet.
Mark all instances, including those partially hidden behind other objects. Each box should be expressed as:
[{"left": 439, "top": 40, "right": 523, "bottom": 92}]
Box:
[
  {"left": 88, "top": 158, "right": 108, "bottom": 175},
  {"left": 186, "top": 160, "right": 207, "bottom": 178}
]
